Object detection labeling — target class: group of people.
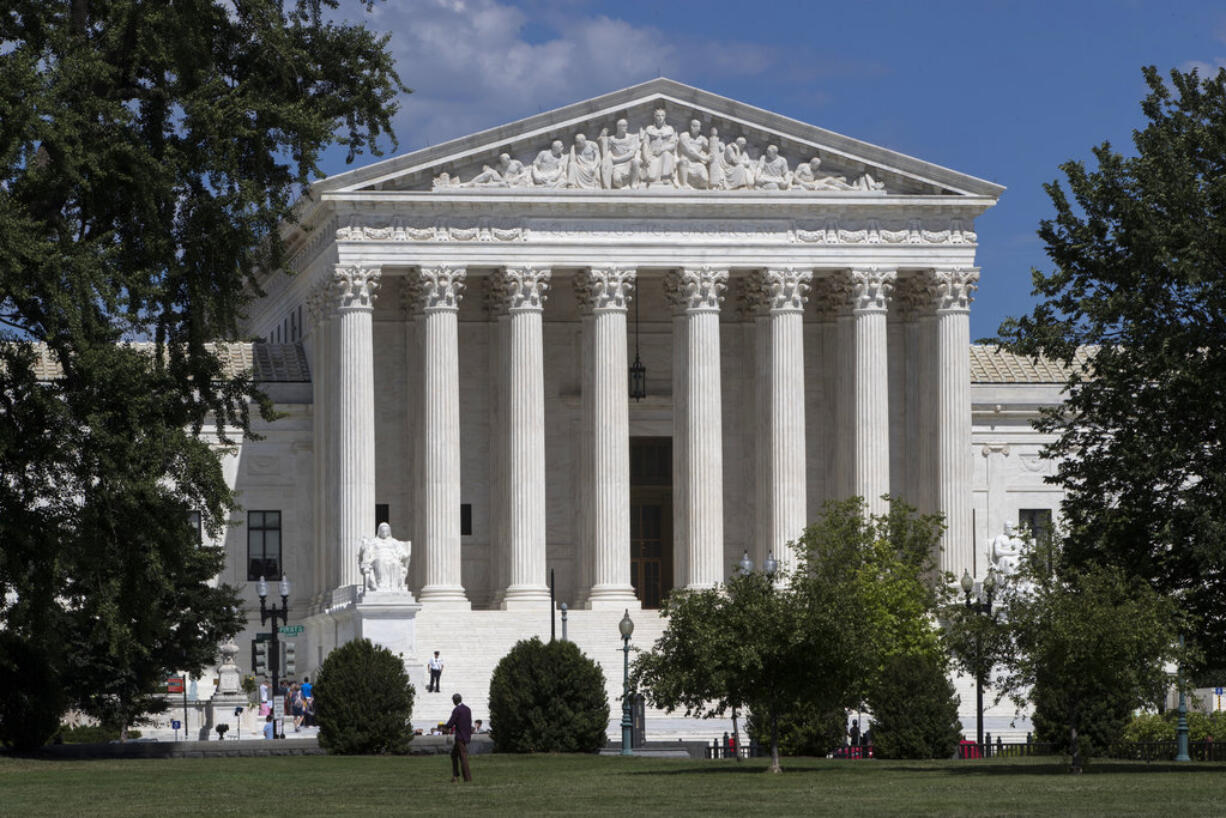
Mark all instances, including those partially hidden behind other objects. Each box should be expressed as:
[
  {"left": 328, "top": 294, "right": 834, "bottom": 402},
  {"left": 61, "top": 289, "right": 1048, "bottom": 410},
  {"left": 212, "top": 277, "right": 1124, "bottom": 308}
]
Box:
[
  {"left": 258, "top": 676, "right": 315, "bottom": 739},
  {"left": 433, "top": 108, "right": 885, "bottom": 193}
]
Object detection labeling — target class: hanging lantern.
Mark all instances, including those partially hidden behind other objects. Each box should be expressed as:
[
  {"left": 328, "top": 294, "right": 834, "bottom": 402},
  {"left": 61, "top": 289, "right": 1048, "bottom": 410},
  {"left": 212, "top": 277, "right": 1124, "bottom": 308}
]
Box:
[{"left": 628, "top": 291, "right": 646, "bottom": 400}]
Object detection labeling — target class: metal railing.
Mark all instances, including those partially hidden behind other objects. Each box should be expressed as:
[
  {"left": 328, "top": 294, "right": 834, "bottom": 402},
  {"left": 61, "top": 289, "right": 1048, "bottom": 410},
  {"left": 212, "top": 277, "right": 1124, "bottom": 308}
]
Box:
[{"left": 1105, "top": 740, "right": 1225, "bottom": 762}]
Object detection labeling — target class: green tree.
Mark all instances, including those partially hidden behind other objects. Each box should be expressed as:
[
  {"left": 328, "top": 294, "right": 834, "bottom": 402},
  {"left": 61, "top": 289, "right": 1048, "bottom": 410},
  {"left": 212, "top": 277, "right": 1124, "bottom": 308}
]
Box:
[
  {"left": 487, "top": 638, "right": 609, "bottom": 753},
  {"left": 633, "top": 498, "right": 948, "bottom": 773},
  {"left": 867, "top": 652, "right": 962, "bottom": 759},
  {"left": 994, "top": 65, "right": 1226, "bottom": 672},
  {"left": 315, "top": 639, "right": 414, "bottom": 755},
  {"left": 996, "top": 557, "right": 1183, "bottom": 773},
  {"left": 0, "top": 1, "right": 403, "bottom": 747}
]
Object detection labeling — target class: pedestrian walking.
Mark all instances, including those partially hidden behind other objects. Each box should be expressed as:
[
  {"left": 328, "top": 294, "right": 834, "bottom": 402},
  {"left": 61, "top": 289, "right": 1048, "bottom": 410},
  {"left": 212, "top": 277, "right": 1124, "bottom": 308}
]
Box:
[{"left": 445, "top": 693, "right": 473, "bottom": 783}]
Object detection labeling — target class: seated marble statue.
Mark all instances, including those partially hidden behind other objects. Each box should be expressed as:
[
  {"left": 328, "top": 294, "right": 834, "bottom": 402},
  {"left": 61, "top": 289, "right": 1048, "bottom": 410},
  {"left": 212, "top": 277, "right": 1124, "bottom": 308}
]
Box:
[
  {"left": 754, "top": 144, "right": 792, "bottom": 190},
  {"left": 706, "top": 127, "right": 725, "bottom": 190},
  {"left": 792, "top": 157, "right": 854, "bottom": 191},
  {"left": 531, "top": 140, "right": 568, "bottom": 187},
  {"left": 990, "top": 522, "right": 1025, "bottom": 576},
  {"left": 723, "top": 137, "right": 755, "bottom": 190},
  {"left": 567, "top": 133, "right": 602, "bottom": 189},
  {"left": 360, "top": 522, "right": 411, "bottom": 593},
  {"left": 676, "top": 119, "right": 710, "bottom": 189},
  {"left": 601, "top": 118, "right": 641, "bottom": 189},
  {"left": 640, "top": 107, "right": 678, "bottom": 186}
]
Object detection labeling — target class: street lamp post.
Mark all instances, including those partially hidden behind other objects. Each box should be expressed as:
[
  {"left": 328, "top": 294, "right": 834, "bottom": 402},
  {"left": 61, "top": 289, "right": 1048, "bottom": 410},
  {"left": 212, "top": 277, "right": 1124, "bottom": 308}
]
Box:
[
  {"left": 1176, "top": 634, "right": 1191, "bottom": 762},
  {"left": 961, "top": 568, "right": 996, "bottom": 752},
  {"left": 619, "top": 609, "right": 635, "bottom": 756},
  {"left": 257, "top": 574, "right": 291, "bottom": 738}
]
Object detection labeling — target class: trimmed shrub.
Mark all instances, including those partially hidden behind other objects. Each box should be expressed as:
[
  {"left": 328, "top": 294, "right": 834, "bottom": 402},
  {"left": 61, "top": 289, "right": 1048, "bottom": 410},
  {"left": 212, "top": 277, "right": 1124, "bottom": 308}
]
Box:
[
  {"left": 56, "top": 724, "right": 141, "bottom": 744},
  {"left": 0, "top": 633, "right": 64, "bottom": 751},
  {"left": 867, "top": 652, "right": 962, "bottom": 759},
  {"left": 487, "top": 637, "right": 609, "bottom": 753},
  {"left": 745, "top": 701, "right": 846, "bottom": 757},
  {"left": 314, "top": 639, "right": 414, "bottom": 754}
]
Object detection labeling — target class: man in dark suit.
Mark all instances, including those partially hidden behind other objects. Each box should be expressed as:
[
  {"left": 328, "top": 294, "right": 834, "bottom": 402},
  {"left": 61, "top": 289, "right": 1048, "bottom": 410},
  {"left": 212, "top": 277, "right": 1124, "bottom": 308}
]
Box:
[{"left": 445, "top": 692, "right": 473, "bottom": 783}]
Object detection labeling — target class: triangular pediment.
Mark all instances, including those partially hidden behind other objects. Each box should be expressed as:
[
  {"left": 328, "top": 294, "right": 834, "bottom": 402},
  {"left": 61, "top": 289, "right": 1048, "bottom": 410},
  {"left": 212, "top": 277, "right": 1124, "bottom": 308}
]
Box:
[{"left": 317, "top": 78, "right": 1002, "bottom": 198}]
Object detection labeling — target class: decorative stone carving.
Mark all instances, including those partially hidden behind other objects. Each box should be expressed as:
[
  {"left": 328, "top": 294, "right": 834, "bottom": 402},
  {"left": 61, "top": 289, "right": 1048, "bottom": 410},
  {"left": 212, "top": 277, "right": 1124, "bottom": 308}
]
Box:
[
  {"left": 425, "top": 109, "right": 893, "bottom": 193},
  {"left": 990, "top": 522, "right": 1025, "bottom": 576},
  {"left": 760, "top": 267, "right": 812, "bottom": 312},
  {"left": 495, "top": 266, "right": 551, "bottom": 311},
  {"left": 849, "top": 267, "right": 896, "bottom": 312},
  {"left": 360, "top": 522, "right": 412, "bottom": 593},
  {"left": 575, "top": 267, "right": 636, "bottom": 312},
  {"left": 809, "top": 275, "right": 852, "bottom": 321},
  {"left": 332, "top": 266, "right": 381, "bottom": 309},
  {"left": 928, "top": 267, "right": 980, "bottom": 312},
  {"left": 419, "top": 266, "right": 466, "bottom": 311},
  {"left": 665, "top": 266, "right": 728, "bottom": 312}
]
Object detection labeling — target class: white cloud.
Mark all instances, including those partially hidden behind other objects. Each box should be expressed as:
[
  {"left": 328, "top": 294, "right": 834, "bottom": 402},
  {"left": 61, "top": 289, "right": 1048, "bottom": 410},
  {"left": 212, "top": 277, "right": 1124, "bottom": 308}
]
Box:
[{"left": 1180, "top": 58, "right": 1226, "bottom": 78}]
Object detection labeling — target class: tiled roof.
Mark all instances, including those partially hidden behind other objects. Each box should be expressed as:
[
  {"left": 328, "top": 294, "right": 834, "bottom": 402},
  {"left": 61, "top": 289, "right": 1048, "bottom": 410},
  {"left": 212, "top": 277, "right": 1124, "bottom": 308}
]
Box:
[
  {"left": 970, "top": 344, "right": 1094, "bottom": 384},
  {"left": 23, "top": 342, "right": 310, "bottom": 383}
]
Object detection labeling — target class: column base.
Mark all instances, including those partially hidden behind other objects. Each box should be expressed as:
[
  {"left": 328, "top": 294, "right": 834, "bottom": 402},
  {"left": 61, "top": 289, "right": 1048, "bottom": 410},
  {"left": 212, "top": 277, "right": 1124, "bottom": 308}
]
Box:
[
  {"left": 500, "top": 586, "right": 551, "bottom": 609},
  {"left": 685, "top": 581, "right": 718, "bottom": 592},
  {"left": 585, "top": 586, "right": 641, "bottom": 610},
  {"left": 418, "top": 585, "right": 470, "bottom": 609}
]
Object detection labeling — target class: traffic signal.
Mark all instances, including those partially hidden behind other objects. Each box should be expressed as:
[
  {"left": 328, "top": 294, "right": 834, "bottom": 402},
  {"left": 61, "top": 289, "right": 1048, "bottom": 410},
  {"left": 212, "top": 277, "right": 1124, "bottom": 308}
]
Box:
[
  {"left": 254, "top": 640, "right": 268, "bottom": 675},
  {"left": 284, "top": 642, "right": 296, "bottom": 676}
]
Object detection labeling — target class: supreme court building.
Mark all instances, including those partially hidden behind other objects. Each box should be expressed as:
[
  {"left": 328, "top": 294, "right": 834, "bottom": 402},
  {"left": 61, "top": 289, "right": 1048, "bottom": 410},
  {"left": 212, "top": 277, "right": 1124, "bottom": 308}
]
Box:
[{"left": 217, "top": 80, "right": 1064, "bottom": 737}]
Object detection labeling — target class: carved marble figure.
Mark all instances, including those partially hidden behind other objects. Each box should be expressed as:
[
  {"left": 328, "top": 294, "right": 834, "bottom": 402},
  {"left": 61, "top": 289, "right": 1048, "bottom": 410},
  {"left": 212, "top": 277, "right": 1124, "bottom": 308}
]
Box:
[
  {"left": 640, "top": 107, "right": 678, "bottom": 186},
  {"left": 567, "top": 133, "right": 603, "bottom": 189},
  {"left": 360, "top": 522, "right": 411, "bottom": 593},
  {"left": 531, "top": 140, "right": 568, "bottom": 187},
  {"left": 677, "top": 119, "right": 710, "bottom": 189},
  {"left": 754, "top": 144, "right": 792, "bottom": 190},
  {"left": 723, "top": 136, "right": 755, "bottom": 189},
  {"left": 793, "top": 157, "right": 854, "bottom": 191},
  {"left": 990, "top": 522, "right": 1024, "bottom": 576},
  {"left": 601, "top": 118, "right": 641, "bottom": 189},
  {"left": 707, "top": 127, "right": 725, "bottom": 190}
]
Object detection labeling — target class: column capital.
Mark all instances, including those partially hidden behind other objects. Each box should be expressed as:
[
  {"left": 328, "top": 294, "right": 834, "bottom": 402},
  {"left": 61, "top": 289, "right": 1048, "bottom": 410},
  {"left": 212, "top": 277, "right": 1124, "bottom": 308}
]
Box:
[
  {"left": 928, "top": 267, "right": 980, "bottom": 313},
  {"left": 332, "top": 265, "right": 381, "bottom": 311},
  {"left": 665, "top": 266, "right": 728, "bottom": 313},
  {"left": 494, "top": 265, "right": 551, "bottom": 312},
  {"left": 575, "top": 266, "right": 636, "bottom": 313},
  {"left": 809, "top": 274, "right": 852, "bottom": 321},
  {"left": 760, "top": 267, "right": 813, "bottom": 313},
  {"left": 307, "top": 278, "right": 332, "bottom": 324},
  {"left": 848, "top": 266, "right": 896, "bottom": 313},
  {"left": 419, "top": 266, "right": 466, "bottom": 312}
]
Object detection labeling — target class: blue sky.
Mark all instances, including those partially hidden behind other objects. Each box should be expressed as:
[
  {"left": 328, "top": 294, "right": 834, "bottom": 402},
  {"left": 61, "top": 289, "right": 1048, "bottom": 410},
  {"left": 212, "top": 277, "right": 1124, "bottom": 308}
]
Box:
[{"left": 325, "top": 0, "right": 1226, "bottom": 340}]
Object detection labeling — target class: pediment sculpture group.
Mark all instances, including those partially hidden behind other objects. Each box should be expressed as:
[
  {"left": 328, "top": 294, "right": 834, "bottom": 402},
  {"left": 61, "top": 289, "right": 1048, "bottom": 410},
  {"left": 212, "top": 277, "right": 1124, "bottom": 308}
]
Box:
[{"left": 434, "top": 108, "right": 886, "bottom": 193}]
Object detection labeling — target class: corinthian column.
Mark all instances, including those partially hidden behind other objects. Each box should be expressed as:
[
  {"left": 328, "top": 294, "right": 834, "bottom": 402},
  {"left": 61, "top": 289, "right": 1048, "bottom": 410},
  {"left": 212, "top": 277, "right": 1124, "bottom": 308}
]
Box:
[
  {"left": 496, "top": 265, "right": 552, "bottom": 608},
  {"left": 850, "top": 267, "right": 896, "bottom": 516},
  {"left": 576, "top": 267, "right": 639, "bottom": 608},
  {"left": 306, "top": 283, "right": 332, "bottom": 596},
  {"left": 666, "top": 266, "right": 727, "bottom": 590},
  {"left": 419, "top": 266, "right": 468, "bottom": 605},
  {"left": 331, "top": 265, "right": 381, "bottom": 588},
  {"left": 761, "top": 267, "right": 812, "bottom": 576},
  {"left": 930, "top": 267, "right": 979, "bottom": 576}
]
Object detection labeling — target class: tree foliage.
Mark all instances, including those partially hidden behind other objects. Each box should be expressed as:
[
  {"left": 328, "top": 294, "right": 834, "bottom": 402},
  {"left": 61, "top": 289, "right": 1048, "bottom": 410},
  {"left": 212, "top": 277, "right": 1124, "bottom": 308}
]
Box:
[
  {"left": 487, "top": 637, "right": 610, "bottom": 753},
  {"left": 994, "top": 65, "right": 1226, "bottom": 671},
  {"left": 0, "top": 0, "right": 403, "bottom": 746},
  {"left": 633, "top": 498, "right": 949, "bottom": 772},
  {"left": 867, "top": 652, "right": 962, "bottom": 759},
  {"left": 314, "top": 639, "right": 415, "bottom": 755}
]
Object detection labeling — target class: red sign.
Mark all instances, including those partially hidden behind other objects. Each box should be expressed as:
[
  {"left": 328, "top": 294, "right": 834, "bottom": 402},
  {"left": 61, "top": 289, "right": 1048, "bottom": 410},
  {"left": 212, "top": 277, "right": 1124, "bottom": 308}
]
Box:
[{"left": 167, "top": 676, "right": 185, "bottom": 694}]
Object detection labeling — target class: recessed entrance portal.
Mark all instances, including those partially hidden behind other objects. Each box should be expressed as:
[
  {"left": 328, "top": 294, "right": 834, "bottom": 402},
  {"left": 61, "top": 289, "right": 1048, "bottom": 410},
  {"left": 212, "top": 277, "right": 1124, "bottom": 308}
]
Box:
[{"left": 630, "top": 437, "right": 673, "bottom": 609}]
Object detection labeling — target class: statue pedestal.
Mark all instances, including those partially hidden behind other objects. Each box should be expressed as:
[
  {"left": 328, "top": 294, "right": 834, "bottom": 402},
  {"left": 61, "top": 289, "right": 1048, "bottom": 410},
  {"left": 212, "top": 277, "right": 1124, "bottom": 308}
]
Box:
[{"left": 332, "top": 590, "right": 424, "bottom": 666}]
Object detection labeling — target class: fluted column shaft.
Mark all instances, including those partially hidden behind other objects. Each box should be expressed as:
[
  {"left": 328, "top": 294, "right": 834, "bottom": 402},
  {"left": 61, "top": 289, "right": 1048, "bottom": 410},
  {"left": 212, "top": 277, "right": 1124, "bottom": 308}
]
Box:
[
  {"left": 419, "top": 267, "right": 468, "bottom": 604},
  {"left": 932, "top": 268, "right": 979, "bottom": 575},
  {"left": 332, "top": 266, "right": 381, "bottom": 588},
  {"left": 307, "top": 286, "right": 331, "bottom": 596},
  {"left": 578, "top": 268, "right": 638, "bottom": 608},
  {"left": 498, "top": 266, "right": 551, "bottom": 607},
  {"left": 764, "top": 268, "right": 811, "bottom": 576},
  {"left": 850, "top": 267, "right": 895, "bottom": 516},
  {"left": 668, "top": 267, "right": 728, "bottom": 590}
]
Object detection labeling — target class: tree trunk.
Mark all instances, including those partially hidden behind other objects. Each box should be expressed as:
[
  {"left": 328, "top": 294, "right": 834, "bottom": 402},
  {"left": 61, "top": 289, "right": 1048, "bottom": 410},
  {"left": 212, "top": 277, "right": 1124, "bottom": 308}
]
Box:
[
  {"left": 769, "top": 707, "right": 781, "bottom": 774},
  {"left": 732, "top": 707, "right": 742, "bottom": 763},
  {"left": 1069, "top": 722, "right": 1081, "bottom": 774}
]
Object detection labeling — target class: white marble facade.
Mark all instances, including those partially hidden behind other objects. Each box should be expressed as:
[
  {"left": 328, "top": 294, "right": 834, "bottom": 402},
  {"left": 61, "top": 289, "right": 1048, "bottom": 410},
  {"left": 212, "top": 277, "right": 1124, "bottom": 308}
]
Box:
[{"left": 215, "top": 80, "right": 1065, "bottom": 737}]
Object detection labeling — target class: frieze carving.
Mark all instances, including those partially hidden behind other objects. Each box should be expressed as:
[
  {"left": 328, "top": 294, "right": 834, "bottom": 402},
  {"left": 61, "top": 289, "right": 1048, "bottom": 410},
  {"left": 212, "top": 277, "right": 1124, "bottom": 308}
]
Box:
[
  {"left": 336, "top": 216, "right": 526, "bottom": 243},
  {"left": 928, "top": 267, "right": 980, "bottom": 312},
  {"left": 665, "top": 266, "right": 728, "bottom": 312},
  {"left": 493, "top": 266, "right": 551, "bottom": 311},
  {"left": 849, "top": 267, "right": 896, "bottom": 312},
  {"left": 418, "top": 266, "right": 466, "bottom": 311},
  {"left": 332, "top": 266, "right": 381, "bottom": 310},
  {"left": 794, "top": 217, "right": 976, "bottom": 245},
  {"left": 575, "top": 267, "right": 636, "bottom": 312},
  {"left": 431, "top": 107, "right": 887, "bottom": 193}
]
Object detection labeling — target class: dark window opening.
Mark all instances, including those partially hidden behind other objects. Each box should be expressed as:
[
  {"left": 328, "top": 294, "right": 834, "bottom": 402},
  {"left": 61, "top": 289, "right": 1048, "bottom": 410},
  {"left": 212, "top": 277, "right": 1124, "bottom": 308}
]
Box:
[
  {"left": 247, "top": 510, "right": 282, "bottom": 581},
  {"left": 187, "top": 510, "right": 202, "bottom": 545},
  {"left": 375, "top": 504, "right": 390, "bottom": 527},
  {"left": 460, "top": 504, "right": 473, "bottom": 536},
  {"left": 1018, "top": 508, "right": 1053, "bottom": 543}
]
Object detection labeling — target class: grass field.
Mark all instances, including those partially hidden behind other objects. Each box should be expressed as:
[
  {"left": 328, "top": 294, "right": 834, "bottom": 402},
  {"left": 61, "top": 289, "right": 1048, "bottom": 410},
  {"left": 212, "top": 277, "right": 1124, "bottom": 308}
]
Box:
[{"left": 2, "top": 753, "right": 1225, "bottom": 817}]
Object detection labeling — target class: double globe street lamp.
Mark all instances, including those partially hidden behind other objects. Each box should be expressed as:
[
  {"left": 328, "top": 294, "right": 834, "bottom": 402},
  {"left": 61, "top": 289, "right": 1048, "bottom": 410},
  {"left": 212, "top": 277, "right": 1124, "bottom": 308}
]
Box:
[
  {"left": 257, "top": 574, "right": 292, "bottom": 738},
  {"left": 960, "top": 567, "right": 997, "bottom": 751},
  {"left": 619, "top": 609, "right": 635, "bottom": 756}
]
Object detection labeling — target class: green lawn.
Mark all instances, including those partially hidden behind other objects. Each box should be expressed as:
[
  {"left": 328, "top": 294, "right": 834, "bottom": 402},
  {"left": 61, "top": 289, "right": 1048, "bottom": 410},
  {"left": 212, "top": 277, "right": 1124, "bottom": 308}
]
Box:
[{"left": 2, "top": 753, "right": 1225, "bottom": 817}]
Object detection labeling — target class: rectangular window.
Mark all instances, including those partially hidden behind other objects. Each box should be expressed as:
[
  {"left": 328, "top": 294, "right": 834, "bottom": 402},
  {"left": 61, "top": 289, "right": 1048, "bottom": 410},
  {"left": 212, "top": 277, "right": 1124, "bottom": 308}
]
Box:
[
  {"left": 247, "top": 510, "right": 282, "bottom": 581},
  {"left": 460, "top": 503, "right": 473, "bottom": 536},
  {"left": 1018, "top": 508, "right": 1053, "bottom": 543},
  {"left": 187, "top": 510, "right": 202, "bottom": 545},
  {"left": 375, "top": 504, "right": 390, "bottom": 527}
]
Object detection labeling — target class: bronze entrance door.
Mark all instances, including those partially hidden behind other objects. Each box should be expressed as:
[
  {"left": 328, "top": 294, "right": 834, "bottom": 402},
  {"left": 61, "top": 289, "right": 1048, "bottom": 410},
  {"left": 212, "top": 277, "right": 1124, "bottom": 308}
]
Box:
[{"left": 629, "top": 437, "right": 673, "bottom": 609}]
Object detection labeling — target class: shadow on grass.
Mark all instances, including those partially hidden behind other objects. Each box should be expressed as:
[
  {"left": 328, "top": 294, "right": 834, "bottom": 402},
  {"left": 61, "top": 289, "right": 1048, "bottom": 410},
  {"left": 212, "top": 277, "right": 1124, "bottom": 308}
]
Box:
[{"left": 627, "top": 759, "right": 1226, "bottom": 777}]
